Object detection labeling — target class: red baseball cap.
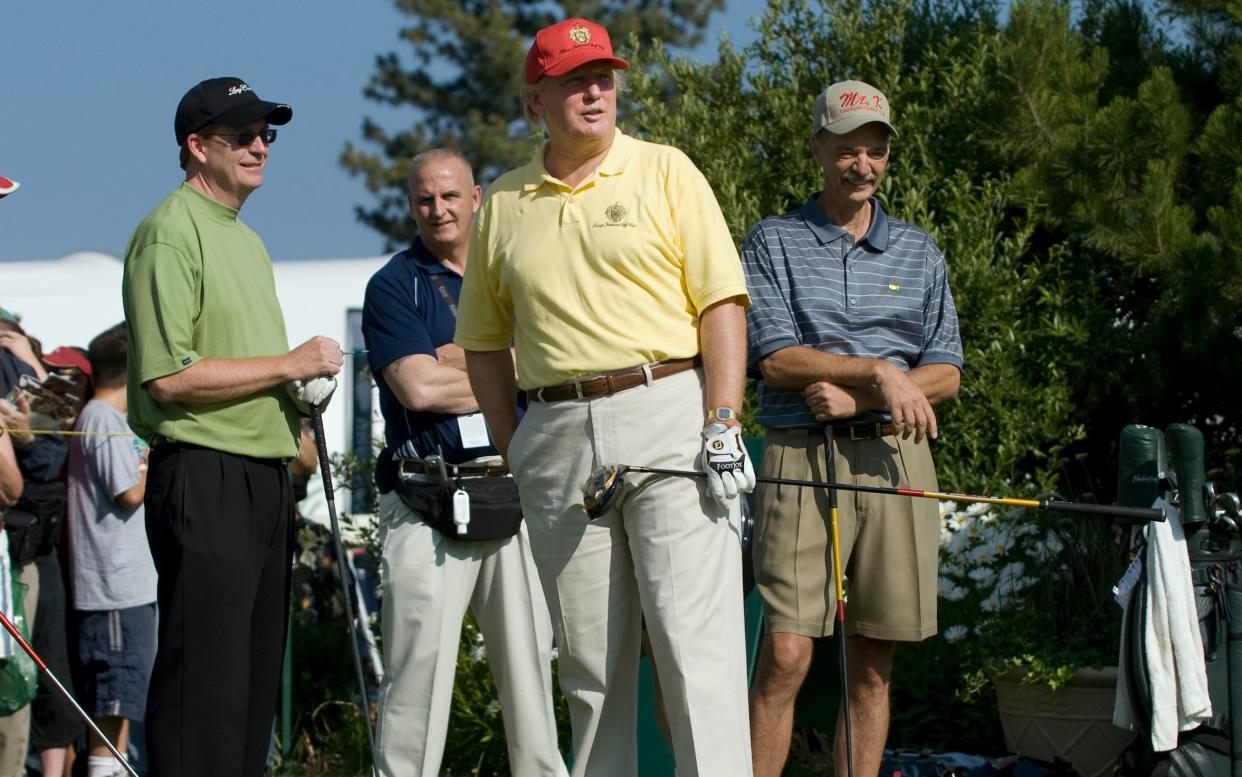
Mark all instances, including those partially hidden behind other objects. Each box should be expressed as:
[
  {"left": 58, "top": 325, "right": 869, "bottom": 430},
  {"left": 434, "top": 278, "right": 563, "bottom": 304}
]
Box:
[
  {"left": 525, "top": 18, "right": 630, "bottom": 85},
  {"left": 0, "top": 175, "right": 19, "bottom": 199},
  {"left": 44, "top": 346, "right": 93, "bottom": 381}
]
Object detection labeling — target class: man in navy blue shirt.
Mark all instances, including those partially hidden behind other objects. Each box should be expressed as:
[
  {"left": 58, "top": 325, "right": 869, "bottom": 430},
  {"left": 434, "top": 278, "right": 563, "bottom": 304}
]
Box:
[{"left": 361, "top": 149, "right": 567, "bottom": 777}]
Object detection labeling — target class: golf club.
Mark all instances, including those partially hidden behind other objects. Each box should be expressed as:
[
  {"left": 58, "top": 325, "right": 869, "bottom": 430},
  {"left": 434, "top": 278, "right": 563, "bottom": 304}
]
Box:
[
  {"left": 582, "top": 464, "right": 1167, "bottom": 522},
  {"left": 822, "top": 428, "right": 855, "bottom": 777},
  {"left": 310, "top": 403, "right": 380, "bottom": 777},
  {"left": 0, "top": 609, "right": 138, "bottom": 777}
]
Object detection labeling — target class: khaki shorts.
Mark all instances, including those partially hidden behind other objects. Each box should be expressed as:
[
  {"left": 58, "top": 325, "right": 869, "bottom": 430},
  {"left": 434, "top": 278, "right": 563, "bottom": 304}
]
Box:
[{"left": 754, "top": 427, "right": 940, "bottom": 641}]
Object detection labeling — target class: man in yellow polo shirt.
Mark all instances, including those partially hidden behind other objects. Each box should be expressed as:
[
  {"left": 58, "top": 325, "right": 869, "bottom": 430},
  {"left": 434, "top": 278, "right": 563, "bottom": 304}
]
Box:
[{"left": 456, "top": 17, "right": 756, "bottom": 777}]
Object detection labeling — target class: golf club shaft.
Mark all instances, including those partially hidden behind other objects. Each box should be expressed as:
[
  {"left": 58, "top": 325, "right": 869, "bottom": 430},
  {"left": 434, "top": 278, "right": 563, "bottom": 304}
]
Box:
[
  {"left": 620, "top": 466, "right": 1165, "bottom": 522},
  {"left": 0, "top": 610, "right": 137, "bottom": 777},
  {"left": 823, "top": 430, "right": 854, "bottom": 777},
  {"left": 310, "top": 406, "right": 380, "bottom": 777}
]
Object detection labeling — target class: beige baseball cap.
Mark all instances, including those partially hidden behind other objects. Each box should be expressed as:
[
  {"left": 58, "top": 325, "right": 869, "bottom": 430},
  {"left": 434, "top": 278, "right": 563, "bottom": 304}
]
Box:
[{"left": 812, "top": 80, "right": 899, "bottom": 138}]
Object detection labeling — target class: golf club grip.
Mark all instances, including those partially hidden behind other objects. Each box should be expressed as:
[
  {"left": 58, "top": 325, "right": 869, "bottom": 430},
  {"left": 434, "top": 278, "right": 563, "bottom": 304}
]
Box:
[
  {"left": 1042, "top": 499, "right": 1165, "bottom": 522},
  {"left": 310, "top": 406, "right": 335, "bottom": 506}
]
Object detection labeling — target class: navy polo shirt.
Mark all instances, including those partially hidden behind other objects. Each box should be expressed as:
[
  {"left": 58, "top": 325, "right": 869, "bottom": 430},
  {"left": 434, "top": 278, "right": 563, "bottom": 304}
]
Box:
[
  {"left": 742, "top": 196, "right": 964, "bottom": 429},
  {"left": 362, "top": 238, "right": 513, "bottom": 464}
]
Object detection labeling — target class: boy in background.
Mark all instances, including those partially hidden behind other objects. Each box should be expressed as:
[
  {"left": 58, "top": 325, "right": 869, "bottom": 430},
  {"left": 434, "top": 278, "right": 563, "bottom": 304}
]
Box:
[{"left": 67, "top": 323, "right": 156, "bottom": 777}]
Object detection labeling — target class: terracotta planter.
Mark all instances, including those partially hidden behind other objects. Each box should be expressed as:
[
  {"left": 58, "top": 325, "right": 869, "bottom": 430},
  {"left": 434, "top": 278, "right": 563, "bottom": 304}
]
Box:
[{"left": 994, "top": 666, "right": 1131, "bottom": 777}]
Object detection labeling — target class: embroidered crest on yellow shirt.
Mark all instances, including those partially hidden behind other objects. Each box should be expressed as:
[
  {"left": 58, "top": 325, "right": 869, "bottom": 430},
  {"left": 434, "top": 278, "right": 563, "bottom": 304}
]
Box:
[{"left": 594, "top": 202, "right": 635, "bottom": 228}]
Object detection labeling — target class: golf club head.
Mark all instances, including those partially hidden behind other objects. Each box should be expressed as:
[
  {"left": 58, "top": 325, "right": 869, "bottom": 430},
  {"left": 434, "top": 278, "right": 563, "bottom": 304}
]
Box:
[
  {"left": 1215, "top": 492, "right": 1241, "bottom": 519},
  {"left": 583, "top": 465, "right": 624, "bottom": 520}
]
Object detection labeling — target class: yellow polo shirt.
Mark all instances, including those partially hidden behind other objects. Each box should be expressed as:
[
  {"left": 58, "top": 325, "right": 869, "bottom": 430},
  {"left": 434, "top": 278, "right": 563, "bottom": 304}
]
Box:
[{"left": 455, "top": 129, "right": 749, "bottom": 390}]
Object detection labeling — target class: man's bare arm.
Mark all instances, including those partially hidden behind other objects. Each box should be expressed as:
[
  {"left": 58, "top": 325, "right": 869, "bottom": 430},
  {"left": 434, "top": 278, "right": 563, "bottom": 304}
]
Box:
[
  {"left": 699, "top": 297, "right": 748, "bottom": 419},
  {"left": 758, "top": 345, "right": 897, "bottom": 391},
  {"left": 434, "top": 343, "right": 467, "bottom": 372},
  {"left": 464, "top": 349, "right": 519, "bottom": 460},
  {"left": 764, "top": 346, "right": 959, "bottom": 440},
  {"left": 145, "top": 335, "right": 343, "bottom": 404},
  {"left": 381, "top": 353, "right": 479, "bottom": 415}
]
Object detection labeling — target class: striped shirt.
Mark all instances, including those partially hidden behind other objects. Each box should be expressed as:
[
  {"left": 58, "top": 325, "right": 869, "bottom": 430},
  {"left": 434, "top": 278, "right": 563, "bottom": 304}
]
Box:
[{"left": 742, "top": 196, "right": 963, "bottom": 429}]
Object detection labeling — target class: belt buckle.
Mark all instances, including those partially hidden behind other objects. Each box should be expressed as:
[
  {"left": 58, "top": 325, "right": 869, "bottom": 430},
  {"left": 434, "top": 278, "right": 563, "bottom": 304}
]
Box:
[{"left": 849, "top": 424, "right": 873, "bottom": 441}]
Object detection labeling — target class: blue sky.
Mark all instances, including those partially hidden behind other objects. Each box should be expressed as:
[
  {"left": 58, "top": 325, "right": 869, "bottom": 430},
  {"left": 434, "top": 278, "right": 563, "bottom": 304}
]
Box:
[{"left": 0, "top": 1, "right": 765, "bottom": 263}]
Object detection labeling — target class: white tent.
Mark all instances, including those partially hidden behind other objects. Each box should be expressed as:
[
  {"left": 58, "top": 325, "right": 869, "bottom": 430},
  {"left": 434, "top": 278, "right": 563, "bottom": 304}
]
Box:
[{"left": 1, "top": 250, "right": 390, "bottom": 528}]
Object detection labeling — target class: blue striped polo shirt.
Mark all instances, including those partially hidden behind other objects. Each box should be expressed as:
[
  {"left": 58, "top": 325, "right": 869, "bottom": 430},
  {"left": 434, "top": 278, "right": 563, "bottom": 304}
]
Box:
[{"left": 742, "top": 195, "right": 963, "bottom": 429}]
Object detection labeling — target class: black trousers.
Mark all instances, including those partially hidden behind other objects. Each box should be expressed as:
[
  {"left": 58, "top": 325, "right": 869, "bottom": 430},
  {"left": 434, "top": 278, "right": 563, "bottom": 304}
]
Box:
[
  {"left": 144, "top": 444, "right": 294, "bottom": 777},
  {"left": 31, "top": 552, "right": 84, "bottom": 749}
]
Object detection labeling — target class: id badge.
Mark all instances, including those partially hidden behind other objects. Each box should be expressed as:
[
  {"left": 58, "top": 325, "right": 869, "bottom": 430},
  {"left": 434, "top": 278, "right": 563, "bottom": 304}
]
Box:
[{"left": 457, "top": 413, "right": 490, "bottom": 449}]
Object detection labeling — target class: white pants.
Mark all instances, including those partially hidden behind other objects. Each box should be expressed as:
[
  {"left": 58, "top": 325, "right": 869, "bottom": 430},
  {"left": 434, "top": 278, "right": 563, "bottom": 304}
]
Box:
[
  {"left": 508, "top": 368, "right": 753, "bottom": 777},
  {"left": 374, "top": 490, "right": 567, "bottom": 777}
]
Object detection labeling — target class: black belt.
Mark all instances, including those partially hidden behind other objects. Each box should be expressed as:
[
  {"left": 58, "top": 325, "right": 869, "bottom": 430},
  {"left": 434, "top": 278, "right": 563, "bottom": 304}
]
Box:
[
  {"left": 149, "top": 436, "right": 290, "bottom": 467},
  {"left": 395, "top": 458, "right": 510, "bottom": 481}
]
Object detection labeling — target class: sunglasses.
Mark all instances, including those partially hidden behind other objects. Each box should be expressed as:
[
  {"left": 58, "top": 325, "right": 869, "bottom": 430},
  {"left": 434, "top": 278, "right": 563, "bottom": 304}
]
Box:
[{"left": 204, "top": 128, "right": 278, "bottom": 147}]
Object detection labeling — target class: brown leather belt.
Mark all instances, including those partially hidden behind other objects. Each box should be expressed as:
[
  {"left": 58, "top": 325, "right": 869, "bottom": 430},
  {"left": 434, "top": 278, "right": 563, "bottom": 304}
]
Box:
[
  {"left": 830, "top": 422, "right": 897, "bottom": 440},
  {"left": 528, "top": 357, "right": 700, "bottom": 403}
]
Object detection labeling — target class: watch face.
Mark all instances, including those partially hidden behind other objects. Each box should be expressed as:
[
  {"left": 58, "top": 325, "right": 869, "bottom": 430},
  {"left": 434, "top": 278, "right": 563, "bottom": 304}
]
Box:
[{"left": 712, "top": 407, "right": 736, "bottom": 421}]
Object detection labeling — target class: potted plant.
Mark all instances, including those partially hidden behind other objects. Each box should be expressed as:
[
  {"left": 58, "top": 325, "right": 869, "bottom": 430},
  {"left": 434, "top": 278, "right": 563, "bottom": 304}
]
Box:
[{"left": 938, "top": 500, "right": 1133, "bottom": 776}]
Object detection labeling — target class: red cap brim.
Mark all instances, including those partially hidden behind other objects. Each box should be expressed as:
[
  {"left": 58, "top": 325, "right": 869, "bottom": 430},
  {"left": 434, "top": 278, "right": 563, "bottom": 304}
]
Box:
[
  {"left": 0, "top": 175, "right": 19, "bottom": 198},
  {"left": 531, "top": 52, "right": 629, "bottom": 84}
]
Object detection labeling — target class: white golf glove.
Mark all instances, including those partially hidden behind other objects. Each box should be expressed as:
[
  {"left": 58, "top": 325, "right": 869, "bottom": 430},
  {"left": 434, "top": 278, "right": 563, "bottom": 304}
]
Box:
[
  {"left": 700, "top": 421, "right": 756, "bottom": 505},
  {"left": 287, "top": 376, "right": 337, "bottom": 416}
]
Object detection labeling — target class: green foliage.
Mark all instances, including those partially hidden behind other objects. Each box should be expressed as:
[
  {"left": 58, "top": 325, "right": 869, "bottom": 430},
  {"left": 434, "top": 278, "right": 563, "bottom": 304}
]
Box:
[{"left": 342, "top": 0, "right": 725, "bottom": 248}]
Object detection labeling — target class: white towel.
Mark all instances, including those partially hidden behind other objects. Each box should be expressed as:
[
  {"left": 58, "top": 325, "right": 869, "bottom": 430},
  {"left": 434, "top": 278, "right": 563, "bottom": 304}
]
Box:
[
  {"left": 1113, "top": 498, "right": 1213, "bottom": 750},
  {"left": 0, "top": 531, "right": 13, "bottom": 659}
]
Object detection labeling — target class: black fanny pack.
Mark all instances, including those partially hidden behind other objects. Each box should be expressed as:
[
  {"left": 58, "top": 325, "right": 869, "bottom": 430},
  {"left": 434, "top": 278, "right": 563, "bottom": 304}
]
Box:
[{"left": 393, "top": 475, "right": 523, "bottom": 541}]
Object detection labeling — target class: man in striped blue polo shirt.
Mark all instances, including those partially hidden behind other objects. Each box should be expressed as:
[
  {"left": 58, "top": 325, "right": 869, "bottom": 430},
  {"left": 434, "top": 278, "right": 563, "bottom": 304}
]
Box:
[{"left": 743, "top": 80, "right": 963, "bottom": 777}]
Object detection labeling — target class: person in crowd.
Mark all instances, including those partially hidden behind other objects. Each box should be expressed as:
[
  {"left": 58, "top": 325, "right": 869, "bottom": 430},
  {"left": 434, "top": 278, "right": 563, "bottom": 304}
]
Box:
[
  {"left": 122, "top": 76, "right": 343, "bottom": 777},
  {"left": 28, "top": 346, "right": 90, "bottom": 777},
  {"left": 362, "top": 147, "right": 566, "bottom": 777},
  {"left": 742, "top": 80, "right": 963, "bottom": 777},
  {"left": 456, "top": 18, "right": 755, "bottom": 777},
  {"left": 0, "top": 314, "right": 79, "bottom": 777},
  {"left": 67, "top": 323, "right": 156, "bottom": 777}
]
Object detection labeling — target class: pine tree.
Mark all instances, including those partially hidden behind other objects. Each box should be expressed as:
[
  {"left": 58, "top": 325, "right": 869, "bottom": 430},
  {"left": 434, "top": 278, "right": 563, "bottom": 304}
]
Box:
[{"left": 341, "top": 0, "right": 724, "bottom": 248}]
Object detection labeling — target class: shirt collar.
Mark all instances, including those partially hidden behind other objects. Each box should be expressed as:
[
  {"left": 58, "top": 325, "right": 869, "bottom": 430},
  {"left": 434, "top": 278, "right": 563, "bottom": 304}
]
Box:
[
  {"left": 798, "top": 195, "right": 890, "bottom": 252},
  {"left": 405, "top": 237, "right": 456, "bottom": 275},
  {"left": 522, "top": 127, "right": 633, "bottom": 192},
  {"left": 179, "top": 182, "right": 239, "bottom": 224}
]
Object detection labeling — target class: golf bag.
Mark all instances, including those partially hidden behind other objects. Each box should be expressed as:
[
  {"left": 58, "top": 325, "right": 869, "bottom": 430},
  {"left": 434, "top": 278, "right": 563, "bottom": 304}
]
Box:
[{"left": 1116, "top": 424, "right": 1242, "bottom": 777}]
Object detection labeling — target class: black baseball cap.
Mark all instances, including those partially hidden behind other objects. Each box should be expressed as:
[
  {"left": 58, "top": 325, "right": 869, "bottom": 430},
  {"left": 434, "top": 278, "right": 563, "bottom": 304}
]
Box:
[{"left": 174, "top": 77, "right": 292, "bottom": 146}]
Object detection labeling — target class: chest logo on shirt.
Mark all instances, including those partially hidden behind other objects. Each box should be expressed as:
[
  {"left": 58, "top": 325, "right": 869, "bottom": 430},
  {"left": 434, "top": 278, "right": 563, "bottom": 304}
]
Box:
[
  {"left": 594, "top": 201, "right": 636, "bottom": 228},
  {"left": 888, "top": 283, "right": 902, "bottom": 291}
]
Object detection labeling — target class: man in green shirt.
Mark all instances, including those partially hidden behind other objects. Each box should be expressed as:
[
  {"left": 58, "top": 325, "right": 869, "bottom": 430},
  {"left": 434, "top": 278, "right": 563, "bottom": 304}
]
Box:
[{"left": 122, "top": 77, "right": 343, "bottom": 777}]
